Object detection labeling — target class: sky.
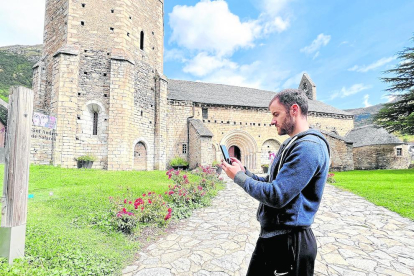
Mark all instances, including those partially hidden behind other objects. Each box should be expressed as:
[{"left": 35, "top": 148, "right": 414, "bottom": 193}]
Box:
[{"left": 1, "top": 0, "right": 414, "bottom": 110}]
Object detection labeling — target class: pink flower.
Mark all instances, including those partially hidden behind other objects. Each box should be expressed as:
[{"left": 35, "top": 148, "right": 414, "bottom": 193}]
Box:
[
  {"left": 183, "top": 174, "right": 187, "bottom": 179},
  {"left": 124, "top": 199, "right": 127, "bottom": 204},
  {"left": 129, "top": 201, "right": 132, "bottom": 204},
  {"left": 198, "top": 186, "right": 203, "bottom": 190},
  {"left": 148, "top": 199, "right": 152, "bottom": 204},
  {"left": 168, "top": 191, "right": 174, "bottom": 195},
  {"left": 168, "top": 174, "right": 172, "bottom": 179},
  {"left": 175, "top": 170, "right": 180, "bottom": 175},
  {"left": 143, "top": 193, "right": 146, "bottom": 197},
  {"left": 168, "top": 208, "right": 172, "bottom": 213},
  {"left": 122, "top": 208, "right": 127, "bottom": 213}
]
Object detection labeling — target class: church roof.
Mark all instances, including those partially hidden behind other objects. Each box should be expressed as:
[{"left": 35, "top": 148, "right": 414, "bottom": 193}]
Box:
[
  {"left": 167, "top": 79, "right": 352, "bottom": 116},
  {"left": 189, "top": 119, "right": 213, "bottom": 137},
  {"left": 345, "top": 125, "right": 404, "bottom": 148}
]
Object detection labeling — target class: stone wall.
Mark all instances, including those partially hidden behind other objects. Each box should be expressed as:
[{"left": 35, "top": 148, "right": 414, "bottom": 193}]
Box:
[
  {"left": 166, "top": 100, "right": 193, "bottom": 166},
  {"left": 353, "top": 145, "right": 411, "bottom": 170},
  {"left": 308, "top": 114, "right": 354, "bottom": 137},
  {"left": 323, "top": 134, "right": 354, "bottom": 171}
]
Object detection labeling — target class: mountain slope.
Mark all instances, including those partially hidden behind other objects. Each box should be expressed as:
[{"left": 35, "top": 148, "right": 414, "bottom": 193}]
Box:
[{"left": 0, "top": 44, "right": 42, "bottom": 102}]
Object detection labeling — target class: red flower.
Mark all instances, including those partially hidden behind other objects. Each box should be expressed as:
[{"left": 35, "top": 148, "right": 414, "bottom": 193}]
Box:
[
  {"left": 124, "top": 199, "right": 127, "bottom": 204},
  {"left": 148, "top": 199, "right": 152, "bottom": 204},
  {"left": 122, "top": 208, "right": 127, "bottom": 213},
  {"left": 129, "top": 201, "right": 132, "bottom": 204},
  {"left": 168, "top": 191, "right": 174, "bottom": 195},
  {"left": 164, "top": 213, "right": 171, "bottom": 220},
  {"left": 143, "top": 193, "right": 146, "bottom": 197},
  {"left": 168, "top": 174, "right": 172, "bottom": 179},
  {"left": 168, "top": 208, "right": 172, "bottom": 213}
]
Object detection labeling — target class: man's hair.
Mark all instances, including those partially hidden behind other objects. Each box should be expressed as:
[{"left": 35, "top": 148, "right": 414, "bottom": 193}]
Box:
[{"left": 269, "top": 89, "right": 309, "bottom": 116}]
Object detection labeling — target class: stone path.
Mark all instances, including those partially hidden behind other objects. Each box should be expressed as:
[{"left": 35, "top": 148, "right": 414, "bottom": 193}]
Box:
[{"left": 123, "top": 175, "right": 414, "bottom": 276}]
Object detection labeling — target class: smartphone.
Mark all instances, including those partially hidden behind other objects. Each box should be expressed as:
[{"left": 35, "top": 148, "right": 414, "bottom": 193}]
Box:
[{"left": 220, "top": 144, "right": 232, "bottom": 164}]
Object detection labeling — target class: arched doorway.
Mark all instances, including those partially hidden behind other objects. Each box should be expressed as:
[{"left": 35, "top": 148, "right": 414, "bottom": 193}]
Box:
[
  {"left": 261, "top": 139, "right": 280, "bottom": 165},
  {"left": 134, "top": 142, "right": 147, "bottom": 170},
  {"left": 221, "top": 130, "right": 258, "bottom": 171},
  {"left": 229, "top": 145, "right": 241, "bottom": 161}
]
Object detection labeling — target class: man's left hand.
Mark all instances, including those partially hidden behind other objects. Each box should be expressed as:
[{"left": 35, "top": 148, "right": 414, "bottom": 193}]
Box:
[{"left": 221, "top": 160, "right": 242, "bottom": 180}]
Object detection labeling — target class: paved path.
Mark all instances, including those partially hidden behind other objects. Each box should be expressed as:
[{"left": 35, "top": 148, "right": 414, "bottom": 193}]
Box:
[{"left": 123, "top": 175, "right": 414, "bottom": 276}]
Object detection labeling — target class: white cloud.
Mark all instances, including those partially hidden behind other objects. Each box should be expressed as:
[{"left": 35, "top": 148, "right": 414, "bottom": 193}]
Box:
[
  {"left": 381, "top": 94, "right": 397, "bottom": 103},
  {"left": 199, "top": 61, "right": 263, "bottom": 89},
  {"left": 363, "top": 94, "right": 372, "bottom": 107},
  {"left": 259, "top": 0, "right": 292, "bottom": 16},
  {"left": 262, "top": 16, "right": 290, "bottom": 34},
  {"left": 329, "top": 83, "right": 372, "bottom": 100},
  {"left": 183, "top": 52, "right": 238, "bottom": 77},
  {"left": 348, "top": 56, "right": 397, "bottom": 73},
  {"left": 169, "top": 0, "right": 291, "bottom": 57},
  {"left": 169, "top": 1, "right": 261, "bottom": 56},
  {"left": 300, "top": 33, "right": 331, "bottom": 55},
  {"left": 164, "top": 48, "right": 186, "bottom": 62},
  {"left": 312, "top": 52, "right": 320, "bottom": 60},
  {"left": 0, "top": 0, "right": 45, "bottom": 46}
]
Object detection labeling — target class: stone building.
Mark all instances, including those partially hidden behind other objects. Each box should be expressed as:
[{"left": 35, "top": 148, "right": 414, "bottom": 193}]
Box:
[
  {"left": 345, "top": 125, "right": 410, "bottom": 170},
  {"left": 30, "top": 0, "right": 358, "bottom": 172}
]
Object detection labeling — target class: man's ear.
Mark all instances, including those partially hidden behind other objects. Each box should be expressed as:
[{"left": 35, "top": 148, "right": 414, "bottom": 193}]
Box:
[{"left": 291, "top": 104, "right": 300, "bottom": 116}]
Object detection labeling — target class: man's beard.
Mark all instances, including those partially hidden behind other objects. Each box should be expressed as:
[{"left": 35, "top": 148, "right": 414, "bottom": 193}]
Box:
[{"left": 278, "top": 113, "right": 295, "bottom": 136}]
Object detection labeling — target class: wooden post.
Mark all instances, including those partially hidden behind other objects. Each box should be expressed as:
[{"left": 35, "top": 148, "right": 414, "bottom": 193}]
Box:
[{"left": 0, "top": 87, "right": 33, "bottom": 264}]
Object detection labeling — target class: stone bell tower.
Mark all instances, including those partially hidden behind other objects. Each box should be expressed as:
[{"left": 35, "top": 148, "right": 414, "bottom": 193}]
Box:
[
  {"left": 298, "top": 73, "right": 316, "bottom": 100},
  {"left": 32, "top": 0, "right": 167, "bottom": 170}
]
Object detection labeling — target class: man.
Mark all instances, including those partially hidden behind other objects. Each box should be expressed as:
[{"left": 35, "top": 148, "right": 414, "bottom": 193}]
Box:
[{"left": 222, "top": 89, "right": 330, "bottom": 276}]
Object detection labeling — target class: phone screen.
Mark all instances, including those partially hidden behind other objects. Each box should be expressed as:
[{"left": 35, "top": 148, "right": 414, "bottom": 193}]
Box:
[{"left": 220, "top": 145, "right": 231, "bottom": 164}]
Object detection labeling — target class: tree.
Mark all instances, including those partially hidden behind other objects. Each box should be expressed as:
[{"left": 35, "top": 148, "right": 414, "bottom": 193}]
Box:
[{"left": 374, "top": 36, "right": 414, "bottom": 134}]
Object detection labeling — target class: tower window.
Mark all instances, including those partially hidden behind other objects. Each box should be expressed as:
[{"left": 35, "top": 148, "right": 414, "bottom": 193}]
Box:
[
  {"left": 82, "top": 3, "right": 85, "bottom": 7},
  {"left": 81, "top": 21, "right": 85, "bottom": 26},
  {"left": 127, "top": 32, "right": 130, "bottom": 37},
  {"left": 202, "top": 108, "right": 208, "bottom": 119},
  {"left": 182, "top": 144, "right": 187, "bottom": 154},
  {"left": 396, "top": 148, "right": 402, "bottom": 156},
  {"left": 111, "top": 9, "right": 114, "bottom": 13},
  {"left": 110, "top": 27, "right": 114, "bottom": 32},
  {"left": 140, "top": 31, "right": 144, "bottom": 50},
  {"left": 93, "top": 112, "right": 98, "bottom": 135}
]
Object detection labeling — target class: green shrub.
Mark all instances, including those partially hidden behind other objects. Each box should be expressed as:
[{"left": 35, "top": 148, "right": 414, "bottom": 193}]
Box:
[
  {"left": 76, "top": 155, "right": 97, "bottom": 162},
  {"left": 169, "top": 156, "right": 189, "bottom": 167},
  {"left": 110, "top": 192, "right": 172, "bottom": 234},
  {"left": 165, "top": 166, "right": 224, "bottom": 219},
  {"left": 326, "top": 173, "right": 336, "bottom": 183},
  {"left": 261, "top": 164, "right": 269, "bottom": 168}
]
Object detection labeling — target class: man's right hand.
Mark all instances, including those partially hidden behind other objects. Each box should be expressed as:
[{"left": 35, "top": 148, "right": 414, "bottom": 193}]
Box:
[{"left": 230, "top": 157, "right": 246, "bottom": 172}]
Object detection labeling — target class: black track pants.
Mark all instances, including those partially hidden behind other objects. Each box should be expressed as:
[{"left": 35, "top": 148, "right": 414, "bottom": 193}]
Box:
[{"left": 246, "top": 228, "right": 317, "bottom": 276}]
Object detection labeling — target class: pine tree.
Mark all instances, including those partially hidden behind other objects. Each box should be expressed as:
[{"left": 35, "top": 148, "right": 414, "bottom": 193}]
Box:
[{"left": 374, "top": 36, "right": 414, "bottom": 134}]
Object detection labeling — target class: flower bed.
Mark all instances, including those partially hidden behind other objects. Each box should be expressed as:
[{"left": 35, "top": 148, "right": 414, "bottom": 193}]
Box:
[{"left": 109, "top": 165, "right": 224, "bottom": 234}]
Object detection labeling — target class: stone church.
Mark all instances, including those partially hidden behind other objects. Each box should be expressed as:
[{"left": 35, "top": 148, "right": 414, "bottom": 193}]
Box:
[{"left": 29, "top": 0, "right": 409, "bottom": 172}]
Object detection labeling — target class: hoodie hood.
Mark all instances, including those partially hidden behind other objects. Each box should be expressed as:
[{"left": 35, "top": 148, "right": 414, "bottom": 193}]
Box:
[{"left": 285, "top": 129, "right": 331, "bottom": 156}]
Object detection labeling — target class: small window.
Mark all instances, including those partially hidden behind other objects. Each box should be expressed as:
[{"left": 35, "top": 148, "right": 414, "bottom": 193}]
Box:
[
  {"left": 110, "top": 27, "right": 114, "bottom": 32},
  {"left": 111, "top": 9, "right": 114, "bottom": 13},
  {"left": 81, "top": 21, "right": 85, "bottom": 26},
  {"left": 182, "top": 144, "right": 187, "bottom": 154},
  {"left": 140, "top": 31, "right": 144, "bottom": 50},
  {"left": 396, "top": 148, "right": 402, "bottom": 156},
  {"left": 202, "top": 108, "right": 208, "bottom": 119},
  {"left": 93, "top": 112, "right": 98, "bottom": 135},
  {"left": 82, "top": 3, "right": 85, "bottom": 7}
]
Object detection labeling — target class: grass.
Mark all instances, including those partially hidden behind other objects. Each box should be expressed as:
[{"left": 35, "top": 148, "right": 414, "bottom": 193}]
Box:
[
  {"left": 330, "top": 169, "right": 414, "bottom": 221},
  {"left": 0, "top": 165, "right": 209, "bottom": 275}
]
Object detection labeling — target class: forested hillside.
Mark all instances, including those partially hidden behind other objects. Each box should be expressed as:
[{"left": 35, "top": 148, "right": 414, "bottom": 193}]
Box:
[{"left": 0, "top": 45, "right": 42, "bottom": 102}]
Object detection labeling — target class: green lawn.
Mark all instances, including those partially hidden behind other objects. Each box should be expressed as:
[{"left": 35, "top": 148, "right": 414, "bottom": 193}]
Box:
[
  {"left": 0, "top": 165, "right": 203, "bottom": 275},
  {"left": 330, "top": 169, "right": 414, "bottom": 221}
]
